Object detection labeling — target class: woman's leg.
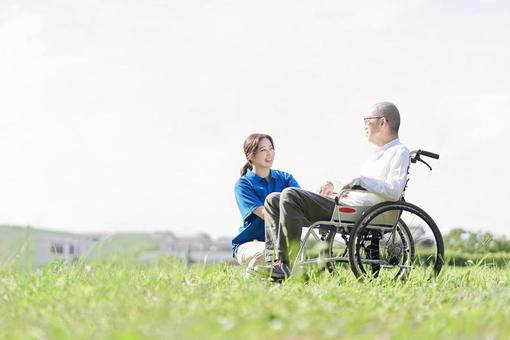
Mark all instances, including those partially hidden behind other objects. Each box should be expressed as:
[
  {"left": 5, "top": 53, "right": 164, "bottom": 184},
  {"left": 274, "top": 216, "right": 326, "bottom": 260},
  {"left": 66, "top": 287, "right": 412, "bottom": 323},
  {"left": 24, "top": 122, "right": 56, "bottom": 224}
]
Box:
[{"left": 235, "top": 240, "right": 266, "bottom": 270}]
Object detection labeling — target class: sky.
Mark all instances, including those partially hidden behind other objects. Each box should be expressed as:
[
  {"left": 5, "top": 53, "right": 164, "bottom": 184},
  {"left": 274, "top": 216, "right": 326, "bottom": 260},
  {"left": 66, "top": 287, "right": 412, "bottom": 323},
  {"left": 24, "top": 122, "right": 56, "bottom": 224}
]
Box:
[{"left": 1, "top": 0, "right": 509, "bottom": 238}]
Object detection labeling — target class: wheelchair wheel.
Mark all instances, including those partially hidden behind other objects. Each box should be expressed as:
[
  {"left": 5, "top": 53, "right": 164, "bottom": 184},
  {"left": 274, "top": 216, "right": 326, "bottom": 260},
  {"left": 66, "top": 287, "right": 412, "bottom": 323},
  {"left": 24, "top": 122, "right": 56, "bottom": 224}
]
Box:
[
  {"left": 319, "top": 228, "right": 350, "bottom": 272},
  {"left": 348, "top": 201, "right": 444, "bottom": 280}
]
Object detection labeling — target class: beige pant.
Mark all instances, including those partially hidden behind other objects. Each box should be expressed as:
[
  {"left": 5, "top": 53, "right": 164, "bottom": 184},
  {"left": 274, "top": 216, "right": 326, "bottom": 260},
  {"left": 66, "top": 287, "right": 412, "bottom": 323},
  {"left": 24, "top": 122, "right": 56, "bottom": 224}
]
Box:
[{"left": 235, "top": 240, "right": 265, "bottom": 269}]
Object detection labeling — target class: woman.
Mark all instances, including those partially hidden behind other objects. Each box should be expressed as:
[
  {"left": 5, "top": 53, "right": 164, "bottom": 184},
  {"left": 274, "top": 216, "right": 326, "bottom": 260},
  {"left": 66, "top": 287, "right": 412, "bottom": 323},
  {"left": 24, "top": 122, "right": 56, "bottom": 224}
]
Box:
[{"left": 232, "top": 133, "right": 300, "bottom": 270}]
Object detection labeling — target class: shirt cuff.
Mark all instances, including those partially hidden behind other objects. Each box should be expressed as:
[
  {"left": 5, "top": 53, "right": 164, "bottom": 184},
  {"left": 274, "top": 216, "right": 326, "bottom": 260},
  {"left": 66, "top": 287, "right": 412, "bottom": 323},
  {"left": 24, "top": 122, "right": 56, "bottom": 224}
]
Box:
[{"left": 350, "top": 177, "right": 361, "bottom": 188}]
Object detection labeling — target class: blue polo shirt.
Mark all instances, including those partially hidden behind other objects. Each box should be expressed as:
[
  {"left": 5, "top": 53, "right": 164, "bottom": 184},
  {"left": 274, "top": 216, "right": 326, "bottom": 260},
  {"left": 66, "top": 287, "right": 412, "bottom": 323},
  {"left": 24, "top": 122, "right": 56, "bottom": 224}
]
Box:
[{"left": 232, "top": 169, "right": 300, "bottom": 255}]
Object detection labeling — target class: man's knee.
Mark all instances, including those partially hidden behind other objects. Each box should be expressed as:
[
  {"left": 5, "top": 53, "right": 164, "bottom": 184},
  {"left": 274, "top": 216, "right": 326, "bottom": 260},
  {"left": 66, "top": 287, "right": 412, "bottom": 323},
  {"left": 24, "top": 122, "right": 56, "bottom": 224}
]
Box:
[
  {"left": 265, "top": 192, "right": 280, "bottom": 210},
  {"left": 281, "top": 187, "right": 301, "bottom": 202}
]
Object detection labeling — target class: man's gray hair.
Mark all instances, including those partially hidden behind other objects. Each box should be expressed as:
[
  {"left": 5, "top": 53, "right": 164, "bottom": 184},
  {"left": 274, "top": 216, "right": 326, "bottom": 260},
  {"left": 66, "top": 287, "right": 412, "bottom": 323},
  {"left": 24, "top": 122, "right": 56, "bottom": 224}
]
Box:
[{"left": 374, "top": 101, "right": 400, "bottom": 134}]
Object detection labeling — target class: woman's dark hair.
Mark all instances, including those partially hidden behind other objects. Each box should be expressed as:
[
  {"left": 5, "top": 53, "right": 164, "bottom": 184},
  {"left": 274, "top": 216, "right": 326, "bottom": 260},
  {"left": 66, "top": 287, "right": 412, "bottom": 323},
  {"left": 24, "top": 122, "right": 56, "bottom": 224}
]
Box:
[{"left": 240, "top": 133, "right": 274, "bottom": 177}]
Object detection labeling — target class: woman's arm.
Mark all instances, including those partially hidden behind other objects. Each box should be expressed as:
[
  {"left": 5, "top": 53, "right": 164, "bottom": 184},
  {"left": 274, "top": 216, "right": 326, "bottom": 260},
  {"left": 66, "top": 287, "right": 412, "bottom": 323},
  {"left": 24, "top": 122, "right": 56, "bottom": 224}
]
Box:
[
  {"left": 235, "top": 179, "right": 265, "bottom": 221},
  {"left": 253, "top": 206, "right": 265, "bottom": 220}
]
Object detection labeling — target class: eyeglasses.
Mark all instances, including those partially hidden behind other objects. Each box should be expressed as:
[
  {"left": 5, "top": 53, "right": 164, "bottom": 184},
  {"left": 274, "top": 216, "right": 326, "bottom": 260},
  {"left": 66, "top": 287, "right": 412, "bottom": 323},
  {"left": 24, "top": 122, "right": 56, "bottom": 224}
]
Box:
[{"left": 363, "top": 116, "right": 384, "bottom": 126}]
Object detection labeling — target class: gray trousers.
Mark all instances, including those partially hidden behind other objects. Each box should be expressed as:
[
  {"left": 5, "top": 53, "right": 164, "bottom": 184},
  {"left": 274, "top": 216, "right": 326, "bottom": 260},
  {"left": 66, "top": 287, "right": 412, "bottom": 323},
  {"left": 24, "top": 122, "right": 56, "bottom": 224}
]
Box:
[{"left": 264, "top": 188, "right": 336, "bottom": 265}]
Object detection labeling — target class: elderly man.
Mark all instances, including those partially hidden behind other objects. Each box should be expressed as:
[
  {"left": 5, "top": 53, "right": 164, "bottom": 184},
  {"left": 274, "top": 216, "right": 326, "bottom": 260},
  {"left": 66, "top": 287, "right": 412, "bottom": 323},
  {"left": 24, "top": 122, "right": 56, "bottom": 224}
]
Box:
[{"left": 259, "top": 102, "right": 410, "bottom": 280}]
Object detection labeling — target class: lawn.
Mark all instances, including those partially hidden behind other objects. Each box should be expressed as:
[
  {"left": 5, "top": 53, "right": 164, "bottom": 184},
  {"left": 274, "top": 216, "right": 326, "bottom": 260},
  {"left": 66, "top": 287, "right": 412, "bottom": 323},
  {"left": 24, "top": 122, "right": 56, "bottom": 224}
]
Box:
[{"left": 1, "top": 258, "right": 509, "bottom": 339}]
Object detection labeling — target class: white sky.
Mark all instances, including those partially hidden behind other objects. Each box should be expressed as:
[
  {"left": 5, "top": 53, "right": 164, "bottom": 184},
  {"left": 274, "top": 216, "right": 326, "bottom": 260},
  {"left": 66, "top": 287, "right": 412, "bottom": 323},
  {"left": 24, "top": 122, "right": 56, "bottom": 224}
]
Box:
[{"left": 1, "top": 0, "right": 509, "bottom": 238}]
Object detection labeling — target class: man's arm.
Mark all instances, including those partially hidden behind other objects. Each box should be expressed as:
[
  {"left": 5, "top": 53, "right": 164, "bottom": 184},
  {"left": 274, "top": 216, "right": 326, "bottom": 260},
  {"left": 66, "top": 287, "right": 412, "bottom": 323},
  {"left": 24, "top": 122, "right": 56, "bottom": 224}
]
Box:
[{"left": 343, "top": 148, "right": 410, "bottom": 201}]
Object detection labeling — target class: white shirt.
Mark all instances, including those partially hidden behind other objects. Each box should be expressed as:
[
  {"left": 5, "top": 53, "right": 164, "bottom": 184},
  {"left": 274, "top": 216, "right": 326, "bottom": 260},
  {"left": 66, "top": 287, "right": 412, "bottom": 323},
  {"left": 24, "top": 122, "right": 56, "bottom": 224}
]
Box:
[{"left": 338, "top": 138, "right": 410, "bottom": 206}]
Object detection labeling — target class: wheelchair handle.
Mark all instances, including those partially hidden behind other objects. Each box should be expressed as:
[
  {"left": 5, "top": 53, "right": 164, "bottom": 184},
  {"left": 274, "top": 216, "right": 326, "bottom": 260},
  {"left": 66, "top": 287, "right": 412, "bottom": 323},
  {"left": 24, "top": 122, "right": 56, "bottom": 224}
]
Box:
[
  {"left": 410, "top": 149, "right": 440, "bottom": 171},
  {"left": 418, "top": 150, "right": 440, "bottom": 159}
]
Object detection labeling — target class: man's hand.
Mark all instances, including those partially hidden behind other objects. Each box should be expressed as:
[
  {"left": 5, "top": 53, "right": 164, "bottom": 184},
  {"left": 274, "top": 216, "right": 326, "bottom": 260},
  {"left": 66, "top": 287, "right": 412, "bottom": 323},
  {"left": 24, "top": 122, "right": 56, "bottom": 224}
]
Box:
[
  {"left": 338, "top": 178, "right": 357, "bottom": 198},
  {"left": 340, "top": 181, "right": 352, "bottom": 191},
  {"left": 339, "top": 189, "right": 350, "bottom": 198},
  {"left": 319, "top": 181, "right": 334, "bottom": 196}
]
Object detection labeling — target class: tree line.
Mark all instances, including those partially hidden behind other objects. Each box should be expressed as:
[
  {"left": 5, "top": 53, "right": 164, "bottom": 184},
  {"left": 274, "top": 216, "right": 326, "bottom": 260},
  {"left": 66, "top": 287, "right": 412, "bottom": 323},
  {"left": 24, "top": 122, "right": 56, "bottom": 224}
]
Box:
[{"left": 444, "top": 228, "right": 510, "bottom": 254}]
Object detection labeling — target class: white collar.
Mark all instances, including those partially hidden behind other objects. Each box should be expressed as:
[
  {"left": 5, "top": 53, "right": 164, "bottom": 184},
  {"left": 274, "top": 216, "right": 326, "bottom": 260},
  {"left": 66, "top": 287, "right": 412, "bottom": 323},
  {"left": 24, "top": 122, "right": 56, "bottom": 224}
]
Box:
[{"left": 373, "top": 138, "right": 400, "bottom": 157}]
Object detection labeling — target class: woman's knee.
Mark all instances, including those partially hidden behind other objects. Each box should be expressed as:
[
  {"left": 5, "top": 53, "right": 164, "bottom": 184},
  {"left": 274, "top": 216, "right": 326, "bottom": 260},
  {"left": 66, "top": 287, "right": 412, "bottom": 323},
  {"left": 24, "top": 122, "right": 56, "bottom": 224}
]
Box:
[{"left": 236, "top": 241, "right": 265, "bottom": 268}]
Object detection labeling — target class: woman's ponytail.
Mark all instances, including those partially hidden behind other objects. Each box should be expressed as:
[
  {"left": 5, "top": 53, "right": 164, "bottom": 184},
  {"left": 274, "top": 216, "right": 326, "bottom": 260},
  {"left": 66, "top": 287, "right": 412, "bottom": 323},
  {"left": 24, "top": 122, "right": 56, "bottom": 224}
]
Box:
[{"left": 240, "top": 161, "right": 253, "bottom": 177}]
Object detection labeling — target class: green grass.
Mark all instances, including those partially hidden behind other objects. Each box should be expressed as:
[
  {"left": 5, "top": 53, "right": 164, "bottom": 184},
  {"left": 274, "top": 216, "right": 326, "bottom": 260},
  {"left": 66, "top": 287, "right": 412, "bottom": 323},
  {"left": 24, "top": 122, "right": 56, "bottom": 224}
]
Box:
[{"left": 1, "top": 258, "right": 510, "bottom": 339}]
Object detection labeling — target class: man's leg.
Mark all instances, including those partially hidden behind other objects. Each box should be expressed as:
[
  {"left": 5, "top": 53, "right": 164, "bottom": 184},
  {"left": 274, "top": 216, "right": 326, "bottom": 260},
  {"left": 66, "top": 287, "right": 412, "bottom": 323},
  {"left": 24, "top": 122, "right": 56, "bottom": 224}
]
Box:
[
  {"left": 264, "top": 192, "right": 280, "bottom": 264},
  {"left": 277, "top": 188, "right": 336, "bottom": 265}
]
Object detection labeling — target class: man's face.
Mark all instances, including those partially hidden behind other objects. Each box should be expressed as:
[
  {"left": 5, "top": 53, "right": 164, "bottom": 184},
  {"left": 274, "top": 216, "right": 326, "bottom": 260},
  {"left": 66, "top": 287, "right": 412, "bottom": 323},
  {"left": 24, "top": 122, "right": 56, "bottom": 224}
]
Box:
[{"left": 363, "top": 109, "right": 384, "bottom": 144}]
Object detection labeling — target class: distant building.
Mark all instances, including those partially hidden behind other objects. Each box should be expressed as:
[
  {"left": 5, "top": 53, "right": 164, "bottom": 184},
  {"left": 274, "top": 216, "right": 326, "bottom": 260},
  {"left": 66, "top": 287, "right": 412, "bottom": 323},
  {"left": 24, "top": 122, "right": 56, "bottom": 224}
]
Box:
[
  {"left": 0, "top": 226, "right": 97, "bottom": 268},
  {"left": 0, "top": 225, "right": 235, "bottom": 267}
]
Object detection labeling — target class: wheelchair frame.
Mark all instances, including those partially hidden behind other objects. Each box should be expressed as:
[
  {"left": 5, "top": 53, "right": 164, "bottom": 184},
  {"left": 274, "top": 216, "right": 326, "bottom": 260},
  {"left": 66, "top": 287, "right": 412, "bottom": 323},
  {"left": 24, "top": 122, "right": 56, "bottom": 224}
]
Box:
[{"left": 292, "top": 150, "right": 445, "bottom": 279}]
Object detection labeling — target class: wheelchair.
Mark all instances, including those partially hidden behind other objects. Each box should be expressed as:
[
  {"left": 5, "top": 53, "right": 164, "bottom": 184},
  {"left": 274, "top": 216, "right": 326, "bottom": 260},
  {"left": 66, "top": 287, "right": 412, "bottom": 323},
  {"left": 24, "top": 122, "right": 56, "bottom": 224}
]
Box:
[{"left": 293, "top": 150, "right": 444, "bottom": 280}]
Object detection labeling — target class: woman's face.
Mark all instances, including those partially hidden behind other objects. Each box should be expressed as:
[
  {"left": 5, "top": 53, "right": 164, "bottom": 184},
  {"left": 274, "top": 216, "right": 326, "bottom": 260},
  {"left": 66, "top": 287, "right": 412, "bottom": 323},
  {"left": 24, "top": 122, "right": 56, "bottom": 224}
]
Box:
[{"left": 250, "top": 138, "right": 275, "bottom": 169}]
